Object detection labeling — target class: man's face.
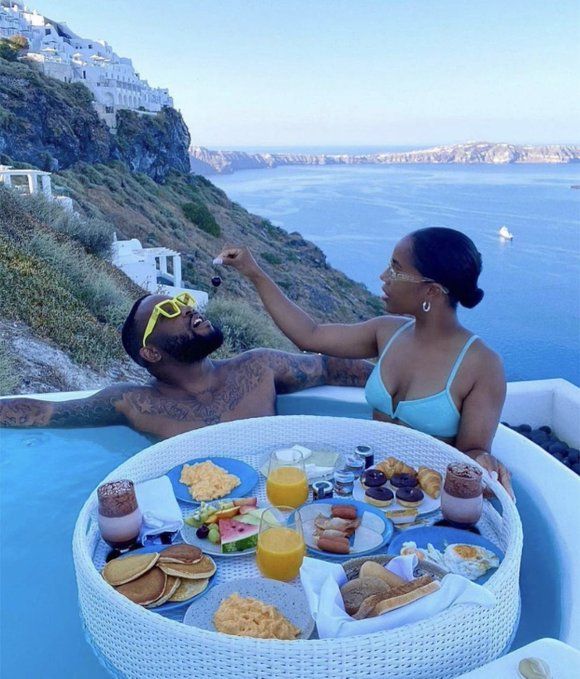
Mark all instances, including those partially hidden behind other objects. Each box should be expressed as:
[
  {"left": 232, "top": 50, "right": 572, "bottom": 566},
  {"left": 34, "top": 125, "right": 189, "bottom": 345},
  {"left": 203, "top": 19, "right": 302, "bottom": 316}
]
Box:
[{"left": 136, "top": 295, "right": 224, "bottom": 364}]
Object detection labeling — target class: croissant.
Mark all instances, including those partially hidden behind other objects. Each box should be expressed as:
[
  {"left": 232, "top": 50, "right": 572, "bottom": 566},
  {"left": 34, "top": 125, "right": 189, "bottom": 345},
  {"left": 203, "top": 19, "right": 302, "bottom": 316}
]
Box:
[
  {"left": 376, "top": 456, "right": 416, "bottom": 479},
  {"left": 417, "top": 466, "right": 442, "bottom": 498}
]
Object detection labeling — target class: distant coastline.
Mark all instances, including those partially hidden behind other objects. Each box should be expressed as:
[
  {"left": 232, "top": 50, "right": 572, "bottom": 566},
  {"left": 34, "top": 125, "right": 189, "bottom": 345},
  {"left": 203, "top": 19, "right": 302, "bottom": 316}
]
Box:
[{"left": 190, "top": 141, "right": 580, "bottom": 175}]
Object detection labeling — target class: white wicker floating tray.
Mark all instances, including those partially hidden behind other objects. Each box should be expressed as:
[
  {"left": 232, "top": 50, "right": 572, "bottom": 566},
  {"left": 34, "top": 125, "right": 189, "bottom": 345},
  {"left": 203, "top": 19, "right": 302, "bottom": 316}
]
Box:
[{"left": 73, "top": 416, "right": 522, "bottom": 679}]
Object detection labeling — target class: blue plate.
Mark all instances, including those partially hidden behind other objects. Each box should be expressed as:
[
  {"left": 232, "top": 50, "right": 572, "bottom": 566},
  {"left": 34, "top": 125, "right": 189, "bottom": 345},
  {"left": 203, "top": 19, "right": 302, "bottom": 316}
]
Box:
[
  {"left": 387, "top": 526, "right": 504, "bottom": 584},
  {"left": 294, "top": 497, "right": 394, "bottom": 561},
  {"left": 116, "top": 543, "right": 215, "bottom": 613},
  {"left": 167, "top": 456, "right": 259, "bottom": 505}
]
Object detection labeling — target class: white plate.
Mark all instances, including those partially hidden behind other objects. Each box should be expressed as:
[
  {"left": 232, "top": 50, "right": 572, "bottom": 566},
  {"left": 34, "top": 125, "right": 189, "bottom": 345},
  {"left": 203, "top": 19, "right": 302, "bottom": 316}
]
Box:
[
  {"left": 180, "top": 502, "right": 266, "bottom": 557},
  {"left": 353, "top": 478, "right": 441, "bottom": 515}
]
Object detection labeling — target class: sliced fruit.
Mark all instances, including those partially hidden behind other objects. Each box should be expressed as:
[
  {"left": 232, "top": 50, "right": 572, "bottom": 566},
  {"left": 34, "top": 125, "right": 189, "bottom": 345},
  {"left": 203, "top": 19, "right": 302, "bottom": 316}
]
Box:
[
  {"left": 233, "top": 497, "right": 258, "bottom": 508},
  {"left": 205, "top": 506, "right": 240, "bottom": 524},
  {"left": 219, "top": 518, "right": 259, "bottom": 553}
]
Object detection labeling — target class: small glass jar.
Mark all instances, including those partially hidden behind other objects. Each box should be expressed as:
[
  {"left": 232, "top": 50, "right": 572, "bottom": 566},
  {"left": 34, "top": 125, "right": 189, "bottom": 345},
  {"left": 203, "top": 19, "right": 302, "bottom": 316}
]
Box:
[
  {"left": 441, "top": 462, "right": 483, "bottom": 526},
  {"left": 345, "top": 455, "right": 365, "bottom": 479},
  {"left": 333, "top": 468, "right": 355, "bottom": 497},
  {"left": 97, "top": 480, "right": 142, "bottom": 550},
  {"left": 312, "top": 480, "right": 334, "bottom": 501},
  {"left": 355, "top": 445, "right": 374, "bottom": 469}
]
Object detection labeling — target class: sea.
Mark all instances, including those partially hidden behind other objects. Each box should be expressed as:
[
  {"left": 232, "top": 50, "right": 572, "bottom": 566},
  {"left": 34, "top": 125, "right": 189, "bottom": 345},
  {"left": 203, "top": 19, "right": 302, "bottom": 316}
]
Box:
[{"left": 211, "top": 160, "right": 580, "bottom": 385}]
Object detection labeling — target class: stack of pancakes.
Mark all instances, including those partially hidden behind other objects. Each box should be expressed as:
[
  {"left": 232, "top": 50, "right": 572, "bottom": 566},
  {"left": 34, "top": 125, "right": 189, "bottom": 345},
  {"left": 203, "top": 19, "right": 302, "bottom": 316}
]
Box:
[{"left": 102, "top": 545, "right": 216, "bottom": 608}]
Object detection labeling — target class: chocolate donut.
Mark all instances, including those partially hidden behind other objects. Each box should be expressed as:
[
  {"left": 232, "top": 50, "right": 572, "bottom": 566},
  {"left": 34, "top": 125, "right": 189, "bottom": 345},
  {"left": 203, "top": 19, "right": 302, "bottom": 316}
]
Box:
[
  {"left": 390, "top": 473, "right": 418, "bottom": 489},
  {"left": 365, "top": 486, "right": 394, "bottom": 507},
  {"left": 396, "top": 487, "right": 424, "bottom": 507},
  {"left": 362, "top": 469, "right": 387, "bottom": 488}
]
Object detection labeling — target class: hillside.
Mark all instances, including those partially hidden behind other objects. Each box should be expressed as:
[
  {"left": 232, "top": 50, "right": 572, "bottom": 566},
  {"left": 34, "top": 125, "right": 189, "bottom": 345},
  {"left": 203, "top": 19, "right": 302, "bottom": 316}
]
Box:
[
  {"left": 0, "top": 59, "right": 381, "bottom": 394},
  {"left": 190, "top": 141, "right": 580, "bottom": 175}
]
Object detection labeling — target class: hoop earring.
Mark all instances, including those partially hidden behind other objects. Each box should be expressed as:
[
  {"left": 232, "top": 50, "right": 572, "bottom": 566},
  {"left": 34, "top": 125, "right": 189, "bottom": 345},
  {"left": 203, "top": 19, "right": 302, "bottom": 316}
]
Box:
[{"left": 422, "top": 300, "right": 431, "bottom": 313}]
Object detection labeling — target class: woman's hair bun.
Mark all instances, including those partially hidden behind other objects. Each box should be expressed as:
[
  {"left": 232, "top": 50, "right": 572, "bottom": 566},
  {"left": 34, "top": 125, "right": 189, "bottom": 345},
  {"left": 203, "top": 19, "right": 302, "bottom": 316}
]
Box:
[{"left": 460, "top": 287, "right": 484, "bottom": 309}]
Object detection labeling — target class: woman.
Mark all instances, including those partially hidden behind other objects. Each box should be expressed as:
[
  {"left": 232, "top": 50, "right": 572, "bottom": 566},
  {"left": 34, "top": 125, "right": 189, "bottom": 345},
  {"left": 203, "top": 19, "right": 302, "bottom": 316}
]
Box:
[{"left": 216, "top": 227, "right": 513, "bottom": 497}]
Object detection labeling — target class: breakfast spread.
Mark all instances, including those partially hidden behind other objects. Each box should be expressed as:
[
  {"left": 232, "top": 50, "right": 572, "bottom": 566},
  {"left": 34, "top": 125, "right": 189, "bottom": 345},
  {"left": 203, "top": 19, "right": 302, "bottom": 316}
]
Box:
[
  {"left": 213, "top": 593, "right": 301, "bottom": 640},
  {"left": 180, "top": 460, "right": 241, "bottom": 501},
  {"left": 340, "top": 560, "right": 440, "bottom": 619},
  {"left": 400, "top": 541, "right": 500, "bottom": 580},
  {"left": 101, "top": 545, "right": 215, "bottom": 608},
  {"left": 313, "top": 504, "right": 360, "bottom": 554},
  {"left": 185, "top": 497, "right": 261, "bottom": 553}
]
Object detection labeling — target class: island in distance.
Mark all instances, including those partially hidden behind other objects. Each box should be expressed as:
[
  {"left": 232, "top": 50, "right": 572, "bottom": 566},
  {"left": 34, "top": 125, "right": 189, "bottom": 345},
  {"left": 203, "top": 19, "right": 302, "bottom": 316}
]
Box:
[{"left": 190, "top": 141, "right": 580, "bottom": 175}]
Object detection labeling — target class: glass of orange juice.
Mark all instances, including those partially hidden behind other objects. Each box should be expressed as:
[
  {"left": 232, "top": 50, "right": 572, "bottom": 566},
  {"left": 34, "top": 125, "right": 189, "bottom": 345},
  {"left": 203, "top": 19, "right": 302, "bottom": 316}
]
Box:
[
  {"left": 266, "top": 448, "right": 309, "bottom": 508},
  {"left": 256, "top": 506, "right": 305, "bottom": 581}
]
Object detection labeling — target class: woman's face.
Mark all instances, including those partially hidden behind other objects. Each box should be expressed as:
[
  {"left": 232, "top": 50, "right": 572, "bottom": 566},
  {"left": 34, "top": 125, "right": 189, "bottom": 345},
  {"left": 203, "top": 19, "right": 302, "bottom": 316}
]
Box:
[{"left": 379, "top": 237, "right": 429, "bottom": 315}]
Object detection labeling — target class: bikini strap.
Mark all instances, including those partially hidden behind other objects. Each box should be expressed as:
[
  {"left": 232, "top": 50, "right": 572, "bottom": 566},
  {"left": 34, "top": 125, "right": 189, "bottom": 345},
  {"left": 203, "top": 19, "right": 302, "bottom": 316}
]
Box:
[
  {"left": 446, "top": 335, "right": 479, "bottom": 388},
  {"left": 378, "top": 319, "right": 414, "bottom": 365}
]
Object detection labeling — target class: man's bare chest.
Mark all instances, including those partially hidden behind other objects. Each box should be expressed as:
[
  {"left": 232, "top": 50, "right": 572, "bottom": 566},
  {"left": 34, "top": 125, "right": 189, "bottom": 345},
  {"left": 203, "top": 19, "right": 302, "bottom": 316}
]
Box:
[{"left": 119, "top": 369, "right": 277, "bottom": 438}]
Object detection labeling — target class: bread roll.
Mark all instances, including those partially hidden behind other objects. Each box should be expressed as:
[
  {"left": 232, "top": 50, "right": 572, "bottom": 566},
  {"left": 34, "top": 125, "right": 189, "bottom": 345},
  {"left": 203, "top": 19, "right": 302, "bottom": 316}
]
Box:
[
  {"left": 359, "top": 561, "right": 406, "bottom": 587},
  {"left": 340, "top": 576, "right": 391, "bottom": 616}
]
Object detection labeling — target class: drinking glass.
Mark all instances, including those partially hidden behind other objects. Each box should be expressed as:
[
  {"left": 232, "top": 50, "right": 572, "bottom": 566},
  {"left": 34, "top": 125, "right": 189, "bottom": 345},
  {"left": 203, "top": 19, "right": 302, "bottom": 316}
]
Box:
[
  {"left": 256, "top": 506, "right": 305, "bottom": 581},
  {"left": 441, "top": 462, "right": 483, "bottom": 526},
  {"left": 97, "top": 480, "right": 142, "bottom": 553},
  {"left": 266, "top": 448, "right": 309, "bottom": 508}
]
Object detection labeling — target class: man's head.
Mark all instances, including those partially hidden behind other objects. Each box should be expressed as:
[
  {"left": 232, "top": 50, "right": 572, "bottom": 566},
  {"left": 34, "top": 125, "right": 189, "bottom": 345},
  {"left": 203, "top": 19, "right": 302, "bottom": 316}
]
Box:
[{"left": 121, "top": 294, "right": 224, "bottom": 371}]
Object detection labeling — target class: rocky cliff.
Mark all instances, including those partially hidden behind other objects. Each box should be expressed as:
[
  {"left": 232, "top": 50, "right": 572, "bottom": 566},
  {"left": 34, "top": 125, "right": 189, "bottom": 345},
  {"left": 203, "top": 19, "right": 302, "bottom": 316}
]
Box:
[
  {"left": 0, "top": 59, "right": 189, "bottom": 182},
  {"left": 190, "top": 141, "right": 580, "bottom": 175}
]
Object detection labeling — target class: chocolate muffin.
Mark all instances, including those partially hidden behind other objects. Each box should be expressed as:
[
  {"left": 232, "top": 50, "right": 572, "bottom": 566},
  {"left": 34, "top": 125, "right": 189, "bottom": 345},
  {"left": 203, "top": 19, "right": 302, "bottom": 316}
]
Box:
[
  {"left": 396, "top": 487, "right": 424, "bottom": 507},
  {"left": 390, "top": 473, "right": 418, "bottom": 489},
  {"left": 361, "top": 469, "right": 387, "bottom": 488},
  {"left": 364, "top": 486, "right": 394, "bottom": 507}
]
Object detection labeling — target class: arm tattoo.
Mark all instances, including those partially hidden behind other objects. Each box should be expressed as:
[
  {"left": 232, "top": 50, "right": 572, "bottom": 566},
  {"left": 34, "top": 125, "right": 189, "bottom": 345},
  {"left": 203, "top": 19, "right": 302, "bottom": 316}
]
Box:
[
  {"left": 257, "top": 349, "right": 373, "bottom": 393},
  {"left": 0, "top": 399, "right": 52, "bottom": 427},
  {"left": 0, "top": 386, "right": 129, "bottom": 429},
  {"left": 324, "top": 356, "right": 374, "bottom": 387}
]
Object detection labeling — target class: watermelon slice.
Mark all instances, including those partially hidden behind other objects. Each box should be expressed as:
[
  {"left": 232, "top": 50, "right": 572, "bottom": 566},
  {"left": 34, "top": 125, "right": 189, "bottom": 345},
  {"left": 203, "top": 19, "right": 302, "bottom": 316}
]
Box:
[{"left": 219, "top": 518, "right": 259, "bottom": 553}]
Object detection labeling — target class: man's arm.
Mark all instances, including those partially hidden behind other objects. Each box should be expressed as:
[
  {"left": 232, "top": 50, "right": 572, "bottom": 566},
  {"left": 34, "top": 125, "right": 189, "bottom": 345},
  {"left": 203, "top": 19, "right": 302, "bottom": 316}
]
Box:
[
  {"left": 254, "top": 349, "right": 373, "bottom": 394},
  {"left": 0, "top": 384, "right": 133, "bottom": 428}
]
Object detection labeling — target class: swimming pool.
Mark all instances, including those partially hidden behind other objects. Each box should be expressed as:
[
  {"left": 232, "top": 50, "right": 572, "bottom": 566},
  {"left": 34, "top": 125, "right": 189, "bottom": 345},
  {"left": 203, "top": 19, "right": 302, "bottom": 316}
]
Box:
[
  {"left": 1, "top": 385, "right": 577, "bottom": 676},
  {"left": 1, "top": 426, "right": 151, "bottom": 678}
]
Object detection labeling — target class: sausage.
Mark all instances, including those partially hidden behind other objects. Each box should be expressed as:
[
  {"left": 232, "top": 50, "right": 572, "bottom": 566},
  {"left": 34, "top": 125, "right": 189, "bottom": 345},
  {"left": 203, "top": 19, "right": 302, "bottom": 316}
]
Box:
[
  {"left": 317, "top": 535, "right": 351, "bottom": 554},
  {"left": 319, "top": 529, "right": 347, "bottom": 540},
  {"left": 331, "top": 505, "right": 358, "bottom": 521}
]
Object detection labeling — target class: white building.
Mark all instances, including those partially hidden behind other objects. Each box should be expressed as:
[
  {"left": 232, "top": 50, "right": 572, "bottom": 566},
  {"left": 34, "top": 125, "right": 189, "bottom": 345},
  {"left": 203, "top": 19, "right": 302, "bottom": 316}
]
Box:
[
  {"left": 111, "top": 237, "right": 208, "bottom": 308},
  {"left": 0, "top": 1, "right": 173, "bottom": 129},
  {"left": 0, "top": 164, "right": 73, "bottom": 211}
]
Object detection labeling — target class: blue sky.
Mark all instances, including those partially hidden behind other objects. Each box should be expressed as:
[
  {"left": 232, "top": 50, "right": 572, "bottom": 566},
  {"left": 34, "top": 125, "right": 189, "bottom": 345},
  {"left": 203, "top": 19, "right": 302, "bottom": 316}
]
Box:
[{"left": 31, "top": 1, "right": 580, "bottom": 148}]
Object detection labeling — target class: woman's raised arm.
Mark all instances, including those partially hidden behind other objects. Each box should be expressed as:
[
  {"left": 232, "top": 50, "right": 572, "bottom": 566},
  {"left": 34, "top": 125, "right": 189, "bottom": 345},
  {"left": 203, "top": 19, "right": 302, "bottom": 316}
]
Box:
[{"left": 216, "top": 246, "right": 387, "bottom": 358}]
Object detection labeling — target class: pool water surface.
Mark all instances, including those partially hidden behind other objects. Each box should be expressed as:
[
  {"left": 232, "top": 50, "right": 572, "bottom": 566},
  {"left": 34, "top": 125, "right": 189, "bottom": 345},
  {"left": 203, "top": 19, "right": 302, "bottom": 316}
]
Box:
[{"left": 1, "top": 426, "right": 152, "bottom": 678}]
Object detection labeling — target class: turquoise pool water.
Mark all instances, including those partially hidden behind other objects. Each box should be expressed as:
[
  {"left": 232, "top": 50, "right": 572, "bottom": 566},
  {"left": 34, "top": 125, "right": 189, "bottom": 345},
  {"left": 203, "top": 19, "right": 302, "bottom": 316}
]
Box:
[
  {"left": 0, "top": 426, "right": 151, "bottom": 678},
  {"left": 0, "top": 423, "right": 563, "bottom": 676}
]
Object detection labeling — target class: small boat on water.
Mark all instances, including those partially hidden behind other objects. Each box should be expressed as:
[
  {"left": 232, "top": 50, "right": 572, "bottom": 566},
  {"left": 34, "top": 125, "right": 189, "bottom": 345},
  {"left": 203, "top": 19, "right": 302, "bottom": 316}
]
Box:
[{"left": 499, "top": 226, "right": 514, "bottom": 240}]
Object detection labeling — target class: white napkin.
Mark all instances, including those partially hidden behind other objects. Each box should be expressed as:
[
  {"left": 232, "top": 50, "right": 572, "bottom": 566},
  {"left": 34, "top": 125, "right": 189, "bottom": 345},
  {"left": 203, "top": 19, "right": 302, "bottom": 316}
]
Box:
[
  {"left": 274, "top": 445, "right": 313, "bottom": 463},
  {"left": 305, "top": 463, "right": 334, "bottom": 481},
  {"left": 135, "top": 476, "right": 183, "bottom": 541},
  {"left": 299, "top": 555, "right": 496, "bottom": 638}
]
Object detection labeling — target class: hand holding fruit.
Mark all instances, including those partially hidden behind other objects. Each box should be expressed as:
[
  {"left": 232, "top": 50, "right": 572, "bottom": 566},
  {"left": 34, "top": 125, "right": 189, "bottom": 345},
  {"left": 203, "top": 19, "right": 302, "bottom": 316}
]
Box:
[{"left": 214, "top": 245, "right": 262, "bottom": 280}]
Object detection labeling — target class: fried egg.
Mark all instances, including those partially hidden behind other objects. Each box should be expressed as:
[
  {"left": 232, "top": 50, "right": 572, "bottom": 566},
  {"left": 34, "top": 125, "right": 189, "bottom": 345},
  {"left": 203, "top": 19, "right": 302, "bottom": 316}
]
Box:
[
  {"left": 442, "top": 544, "right": 499, "bottom": 580},
  {"left": 400, "top": 541, "right": 427, "bottom": 560}
]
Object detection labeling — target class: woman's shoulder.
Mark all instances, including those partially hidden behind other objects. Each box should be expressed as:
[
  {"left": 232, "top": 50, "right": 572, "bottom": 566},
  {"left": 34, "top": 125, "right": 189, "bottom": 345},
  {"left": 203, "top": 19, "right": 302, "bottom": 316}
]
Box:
[
  {"left": 465, "top": 336, "right": 505, "bottom": 385},
  {"left": 373, "top": 314, "right": 413, "bottom": 346}
]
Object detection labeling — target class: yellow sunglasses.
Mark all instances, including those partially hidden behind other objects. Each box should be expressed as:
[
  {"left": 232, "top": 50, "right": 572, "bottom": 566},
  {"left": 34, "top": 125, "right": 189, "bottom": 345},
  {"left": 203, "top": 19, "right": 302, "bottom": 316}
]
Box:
[{"left": 142, "top": 292, "right": 197, "bottom": 348}]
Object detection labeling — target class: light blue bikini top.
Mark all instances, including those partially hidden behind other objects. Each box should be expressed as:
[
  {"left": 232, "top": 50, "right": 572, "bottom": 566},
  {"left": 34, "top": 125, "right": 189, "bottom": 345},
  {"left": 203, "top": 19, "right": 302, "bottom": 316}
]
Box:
[{"left": 364, "top": 320, "right": 478, "bottom": 438}]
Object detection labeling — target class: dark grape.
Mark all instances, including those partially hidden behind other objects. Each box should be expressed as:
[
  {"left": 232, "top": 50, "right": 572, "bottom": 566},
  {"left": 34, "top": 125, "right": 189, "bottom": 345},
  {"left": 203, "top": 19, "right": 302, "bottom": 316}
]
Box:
[
  {"left": 196, "top": 525, "right": 210, "bottom": 539},
  {"left": 211, "top": 276, "right": 222, "bottom": 287}
]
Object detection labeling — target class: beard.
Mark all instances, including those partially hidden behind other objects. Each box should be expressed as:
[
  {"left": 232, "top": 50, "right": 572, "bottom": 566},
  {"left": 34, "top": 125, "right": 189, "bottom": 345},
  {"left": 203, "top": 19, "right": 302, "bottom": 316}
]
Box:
[{"left": 159, "top": 326, "right": 224, "bottom": 363}]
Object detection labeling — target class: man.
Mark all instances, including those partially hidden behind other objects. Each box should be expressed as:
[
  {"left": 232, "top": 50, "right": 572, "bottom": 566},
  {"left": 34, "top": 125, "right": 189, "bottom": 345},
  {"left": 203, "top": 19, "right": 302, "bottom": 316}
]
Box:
[{"left": 0, "top": 292, "right": 373, "bottom": 439}]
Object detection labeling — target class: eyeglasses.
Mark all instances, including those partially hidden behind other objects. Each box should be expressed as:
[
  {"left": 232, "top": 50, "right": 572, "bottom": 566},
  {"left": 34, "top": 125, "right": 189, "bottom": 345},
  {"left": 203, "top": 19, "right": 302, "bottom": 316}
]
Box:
[
  {"left": 142, "top": 292, "right": 197, "bottom": 348},
  {"left": 384, "top": 265, "right": 449, "bottom": 293}
]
